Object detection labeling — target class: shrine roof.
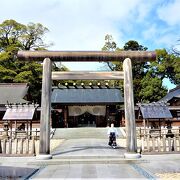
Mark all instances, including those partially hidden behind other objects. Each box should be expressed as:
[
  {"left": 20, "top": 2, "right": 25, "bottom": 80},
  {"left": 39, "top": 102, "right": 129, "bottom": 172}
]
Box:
[
  {"left": 0, "top": 83, "right": 29, "bottom": 105},
  {"left": 3, "top": 104, "right": 38, "bottom": 120},
  {"left": 51, "top": 86, "right": 124, "bottom": 104},
  {"left": 139, "top": 102, "right": 173, "bottom": 119}
]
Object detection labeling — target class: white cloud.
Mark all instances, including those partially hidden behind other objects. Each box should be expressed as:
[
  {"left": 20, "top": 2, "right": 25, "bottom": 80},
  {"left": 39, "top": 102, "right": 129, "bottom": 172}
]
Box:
[
  {"left": 135, "top": 0, "right": 158, "bottom": 21},
  {"left": 43, "top": 0, "right": 144, "bottom": 50},
  {"left": 142, "top": 24, "right": 158, "bottom": 40},
  {"left": 0, "top": 0, "right": 143, "bottom": 51},
  {"left": 142, "top": 22, "right": 179, "bottom": 49},
  {"left": 157, "top": 34, "right": 178, "bottom": 49},
  {"left": 157, "top": 0, "right": 180, "bottom": 26}
]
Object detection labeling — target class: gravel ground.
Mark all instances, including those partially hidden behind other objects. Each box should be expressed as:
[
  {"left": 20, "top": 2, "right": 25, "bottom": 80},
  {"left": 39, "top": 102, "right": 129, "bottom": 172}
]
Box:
[
  {"left": 34, "top": 139, "right": 65, "bottom": 155},
  {"left": 156, "top": 173, "right": 180, "bottom": 179}
]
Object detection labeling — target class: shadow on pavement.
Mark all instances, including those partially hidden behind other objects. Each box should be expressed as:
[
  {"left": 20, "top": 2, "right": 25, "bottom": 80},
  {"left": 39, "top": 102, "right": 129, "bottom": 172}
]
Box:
[{"left": 52, "top": 145, "right": 126, "bottom": 156}]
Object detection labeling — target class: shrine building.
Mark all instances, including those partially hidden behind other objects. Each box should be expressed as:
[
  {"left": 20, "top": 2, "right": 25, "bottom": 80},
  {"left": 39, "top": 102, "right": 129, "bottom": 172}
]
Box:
[{"left": 51, "top": 84, "right": 124, "bottom": 128}]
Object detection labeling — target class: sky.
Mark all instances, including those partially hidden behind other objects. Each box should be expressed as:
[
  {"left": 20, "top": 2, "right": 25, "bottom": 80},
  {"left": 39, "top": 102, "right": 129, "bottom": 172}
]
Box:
[{"left": 0, "top": 0, "right": 179, "bottom": 89}]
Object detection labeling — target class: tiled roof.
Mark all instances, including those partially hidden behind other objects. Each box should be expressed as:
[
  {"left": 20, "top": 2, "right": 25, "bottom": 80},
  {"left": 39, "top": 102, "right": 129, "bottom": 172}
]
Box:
[
  {"left": 3, "top": 104, "right": 38, "bottom": 120},
  {"left": 139, "top": 102, "right": 172, "bottom": 119},
  {"left": 51, "top": 86, "right": 124, "bottom": 104},
  {"left": 159, "top": 85, "right": 180, "bottom": 102},
  {"left": 0, "top": 83, "right": 29, "bottom": 105}
]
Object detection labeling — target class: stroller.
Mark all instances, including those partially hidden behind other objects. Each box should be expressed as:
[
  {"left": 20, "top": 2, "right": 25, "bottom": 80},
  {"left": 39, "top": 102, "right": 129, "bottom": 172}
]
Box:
[{"left": 108, "top": 132, "right": 117, "bottom": 148}]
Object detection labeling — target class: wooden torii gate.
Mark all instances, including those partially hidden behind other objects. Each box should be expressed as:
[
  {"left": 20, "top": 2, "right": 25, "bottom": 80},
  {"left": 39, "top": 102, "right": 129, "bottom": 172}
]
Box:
[{"left": 17, "top": 51, "right": 156, "bottom": 159}]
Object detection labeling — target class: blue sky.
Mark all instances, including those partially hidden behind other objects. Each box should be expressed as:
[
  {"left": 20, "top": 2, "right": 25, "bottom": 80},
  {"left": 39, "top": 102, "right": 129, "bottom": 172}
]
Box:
[{"left": 0, "top": 0, "right": 179, "bottom": 89}]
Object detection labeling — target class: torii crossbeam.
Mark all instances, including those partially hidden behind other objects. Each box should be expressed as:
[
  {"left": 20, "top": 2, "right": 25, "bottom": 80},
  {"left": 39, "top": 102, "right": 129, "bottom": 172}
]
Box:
[{"left": 17, "top": 50, "right": 156, "bottom": 62}]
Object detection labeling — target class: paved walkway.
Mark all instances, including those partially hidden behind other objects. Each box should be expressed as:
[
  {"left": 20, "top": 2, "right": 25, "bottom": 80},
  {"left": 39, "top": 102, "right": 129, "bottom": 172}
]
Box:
[
  {"left": 29, "top": 139, "right": 150, "bottom": 179},
  {"left": 52, "top": 138, "right": 126, "bottom": 158},
  {"left": 1, "top": 138, "right": 180, "bottom": 179}
]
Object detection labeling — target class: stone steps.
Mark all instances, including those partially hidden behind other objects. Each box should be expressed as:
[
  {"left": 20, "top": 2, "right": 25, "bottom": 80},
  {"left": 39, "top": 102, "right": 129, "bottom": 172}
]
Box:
[
  {"left": 53, "top": 155, "right": 124, "bottom": 159},
  {"left": 28, "top": 158, "right": 147, "bottom": 165},
  {"left": 52, "top": 127, "right": 123, "bottom": 139}
]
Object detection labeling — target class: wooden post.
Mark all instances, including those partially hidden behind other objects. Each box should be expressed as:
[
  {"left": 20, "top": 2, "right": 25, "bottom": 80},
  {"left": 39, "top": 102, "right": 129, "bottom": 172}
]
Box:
[
  {"left": 168, "top": 137, "right": 171, "bottom": 151},
  {"left": 9, "top": 139, "right": 12, "bottom": 154},
  {"left": 38, "top": 58, "right": 52, "bottom": 159},
  {"left": 10, "top": 122, "right": 12, "bottom": 139},
  {"left": 173, "top": 137, "right": 177, "bottom": 151},
  {"left": 0, "top": 140, "right": 2, "bottom": 153},
  {"left": 3, "top": 139, "right": 6, "bottom": 154},
  {"left": 20, "top": 139, "right": 23, "bottom": 154},
  {"left": 147, "top": 134, "right": 150, "bottom": 152},
  {"left": 15, "top": 139, "right": 18, "bottom": 154},
  {"left": 106, "top": 106, "right": 109, "bottom": 126},
  {"left": 163, "top": 135, "right": 166, "bottom": 152},
  {"left": 30, "top": 120, "right": 32, "bottom": 139},
  {"left": 157, "top": 137, "right": 161, "bottom": 152},
  {"left": 27, "top": 120, "right": 29, "bottom": 138},
  {"left": 15, "top": 121, "right": 17, "bottom": 131},
  {"left": 123, "top": 58, "right": 139, "bottom": 158},
  {"left": 64, "top": 106, "right": 68, "bottom": 128},
  {"left": 26, "top": 139, "right": 29, "bottom": 154},
  {"left": 121, "top": 111, "right": 125, "bottom": 126},
  {"left": 141, "top": 136, "right": 144, "bottom": 152},
  {"left": 31, "top": 137, "right": 35, "bottom": 155},
  {"left": 143, "top": 119, "right": 146, "bottom": 137},
  {"left": 152, "top": 137, "right": 155, "bottom": 151}
]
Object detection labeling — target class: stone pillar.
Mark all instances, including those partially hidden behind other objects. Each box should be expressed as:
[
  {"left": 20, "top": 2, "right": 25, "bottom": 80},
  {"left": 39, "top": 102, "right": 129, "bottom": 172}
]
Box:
[
  {"left": 37, "top": 58, "right": 52, "bottom": 160},
  {"left": 123, "top": 58, "right": 140, "bottom": 158}
]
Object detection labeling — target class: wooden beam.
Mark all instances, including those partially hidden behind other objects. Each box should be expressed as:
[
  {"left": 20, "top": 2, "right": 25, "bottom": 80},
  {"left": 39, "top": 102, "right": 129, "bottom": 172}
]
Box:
[
  {"left": 17, "top": 50, "right": 156, "bottom": 62},
  {"left": 52, "top": 71, "right": 124, "bottom": 80}
]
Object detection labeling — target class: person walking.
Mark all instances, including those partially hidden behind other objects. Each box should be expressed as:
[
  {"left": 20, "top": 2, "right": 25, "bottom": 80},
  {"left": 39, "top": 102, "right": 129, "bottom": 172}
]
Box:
[{"left": 107, "top": 123, "right": 118, "bottom": 148}]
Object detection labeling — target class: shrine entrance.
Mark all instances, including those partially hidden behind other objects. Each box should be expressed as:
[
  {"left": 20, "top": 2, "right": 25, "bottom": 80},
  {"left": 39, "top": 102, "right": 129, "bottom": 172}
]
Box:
[
  {"left": 77, "top": 112, "right": 96, "bottom": 127},
  {"left": 17, "top": 50, "right": 156, "bottom": 159}
]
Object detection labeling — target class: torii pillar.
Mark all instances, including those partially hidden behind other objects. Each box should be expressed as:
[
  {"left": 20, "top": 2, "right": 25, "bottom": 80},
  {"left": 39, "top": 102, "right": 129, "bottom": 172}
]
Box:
[
  {"left": 37, "top": 58, "right": 52, "bottom": 160},
  {"left": 123, "top": 58, "right": 140, "bottom": 158}
]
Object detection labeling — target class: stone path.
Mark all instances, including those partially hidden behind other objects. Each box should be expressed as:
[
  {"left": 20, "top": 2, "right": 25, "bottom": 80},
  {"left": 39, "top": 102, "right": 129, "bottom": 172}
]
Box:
[
  {"left": 32, "top": 163, "right": 148, "bottom": 179},
  {"left": 52, "top": 138, "right": 126, "bottom": 158},
  {"left": 0, "top": 127, "right": 180, "bottom": 179},
  {"left": 28, "top": 138, "right": 155, "bottom": 179}
]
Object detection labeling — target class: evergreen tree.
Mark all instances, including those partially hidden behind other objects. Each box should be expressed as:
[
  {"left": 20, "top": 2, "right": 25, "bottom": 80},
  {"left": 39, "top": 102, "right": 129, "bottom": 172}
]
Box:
[
  {"left": 0, "top": 19, "right": 49, "bottom": 103},
  {"left": 101, "top": 35, "right": 171, "bottom": 103}
]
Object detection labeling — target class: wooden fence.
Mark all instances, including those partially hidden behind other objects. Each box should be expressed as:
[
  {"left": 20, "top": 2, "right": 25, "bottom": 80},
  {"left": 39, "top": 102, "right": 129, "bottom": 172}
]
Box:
[
  {"left": 0, "top": 129, "right": 56, "bottom": 156},
  {"left": 0, "top": 129, "right": 40, "bottom": 156},
  {"left": 0, "top": 129, "right": 40, "bottom": 140},
  {"left": 138, "top": 127, "right": 180, "bottom": 138},
  {"left": 140, "top": 134, "right": 180, "bottom": 153},
  {"left": 0, "top": 137, "right": 36, "bottom": 156}
]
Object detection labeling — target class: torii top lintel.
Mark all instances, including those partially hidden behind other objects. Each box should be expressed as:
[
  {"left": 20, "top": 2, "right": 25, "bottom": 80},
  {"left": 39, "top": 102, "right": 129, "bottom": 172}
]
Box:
[{"left": 17, "top": 50, "right": 156, "bottom": 62}]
